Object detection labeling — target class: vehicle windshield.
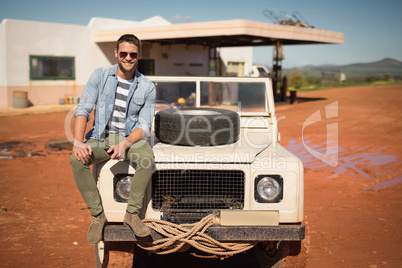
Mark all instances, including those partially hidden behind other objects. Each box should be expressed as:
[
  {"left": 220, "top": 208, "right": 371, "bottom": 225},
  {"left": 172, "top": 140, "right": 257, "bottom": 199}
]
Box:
[{"left": 150, "top": 77, "right": 270, "bottom": 115}]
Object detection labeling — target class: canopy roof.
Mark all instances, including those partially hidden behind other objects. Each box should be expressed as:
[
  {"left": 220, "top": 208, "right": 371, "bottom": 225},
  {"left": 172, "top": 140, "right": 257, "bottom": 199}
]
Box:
[{"left": 93, "top": 19, "right": 343, "bottom": 47}]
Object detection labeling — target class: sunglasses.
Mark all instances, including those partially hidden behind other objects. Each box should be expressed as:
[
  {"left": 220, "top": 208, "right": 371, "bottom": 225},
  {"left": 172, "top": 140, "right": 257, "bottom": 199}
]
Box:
[{"left": 119, "top": 52, "right": 138, "bottom": 59}]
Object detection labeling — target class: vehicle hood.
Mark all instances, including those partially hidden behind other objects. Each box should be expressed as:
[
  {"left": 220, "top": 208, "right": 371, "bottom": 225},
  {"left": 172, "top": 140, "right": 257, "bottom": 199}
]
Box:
[{"left": 152, "top": 129, "right": 271, "bottom": 164}]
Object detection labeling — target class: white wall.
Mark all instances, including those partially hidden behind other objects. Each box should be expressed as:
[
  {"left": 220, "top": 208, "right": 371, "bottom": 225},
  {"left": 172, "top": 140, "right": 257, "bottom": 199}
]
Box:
[
  {"left": 0, "top": 21, "right": 7, "bottom": 107},
  {"left": 0, "top": 17, "right": 255, "bottom": 107},
  {"left": 91, "top": 42, "right": 210, "bottom": 77},
  {"left": 0, "top": 21, "right": 6, "bottom": 86},
  {"left": 0, "top": 19, "right": 94, "bottom": 106},
  {"left": 150, "top": 43, "right": 209, "bottom": 76},
  {"left": 93, "top": 42, "right": 116, "bottom": 69},
  {"left": 4, "top": 19, "right": 91, "bottom": 86},
  {"left": 88, "top": 16, "right": 174, "bottom": 72},
  {"left": 88, "top": 16, "right": 171, "bottom": 31},
  {"left": 219, "top": 46, "right": 253, "bottom": 76}
]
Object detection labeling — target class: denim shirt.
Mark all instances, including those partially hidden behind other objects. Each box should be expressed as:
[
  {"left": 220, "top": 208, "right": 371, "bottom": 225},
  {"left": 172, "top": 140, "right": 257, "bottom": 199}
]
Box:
[{"left": 75, "top": 64, "right": 156, "bottom": 141}]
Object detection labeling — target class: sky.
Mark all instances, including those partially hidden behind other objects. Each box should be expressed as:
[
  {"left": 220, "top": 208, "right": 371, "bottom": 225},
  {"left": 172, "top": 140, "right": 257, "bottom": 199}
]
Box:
[{"left": 1, "top": 0, "right": 401, "bottom": 68}]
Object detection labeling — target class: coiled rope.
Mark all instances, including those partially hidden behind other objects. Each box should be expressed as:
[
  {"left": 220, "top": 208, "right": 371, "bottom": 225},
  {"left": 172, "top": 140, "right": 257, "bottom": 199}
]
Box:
[{"left": 137, "top": 214, "right": 257, "bottom": 258}]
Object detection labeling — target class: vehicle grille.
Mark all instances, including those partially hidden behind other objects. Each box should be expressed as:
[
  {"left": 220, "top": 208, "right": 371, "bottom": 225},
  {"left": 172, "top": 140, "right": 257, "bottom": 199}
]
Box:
[{"left": 152, "top": 169, "right": 245, "bottom": 223}]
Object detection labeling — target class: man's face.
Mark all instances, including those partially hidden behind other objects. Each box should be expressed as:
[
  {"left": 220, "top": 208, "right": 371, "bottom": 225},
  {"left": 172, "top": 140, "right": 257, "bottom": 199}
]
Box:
[{"left": 115, "top": 41, "right": 141, "bottom": 75}]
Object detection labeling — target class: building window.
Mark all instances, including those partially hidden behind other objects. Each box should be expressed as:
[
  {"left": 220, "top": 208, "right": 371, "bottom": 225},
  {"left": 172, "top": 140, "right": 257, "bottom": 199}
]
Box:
[
  {"left": 138, "top": 59, "right": 155, "bottom": 75},
  {"left": 227, "top": 61, "right": 245, "bottom": 77},
  {"left": 30, "top": 56, "right": 75, "bottom": 80}
]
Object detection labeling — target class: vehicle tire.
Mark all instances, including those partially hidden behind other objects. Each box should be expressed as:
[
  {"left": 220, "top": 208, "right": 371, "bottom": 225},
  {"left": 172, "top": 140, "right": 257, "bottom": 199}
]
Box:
[
  {"left": 283, "top": 241, "right": 308, "bottom": 267},
  {"left": 95, "top": 241, "right": 135, "bottom": 268},
  {"left": 95, "top": 241, "right": 104, "bottom": 268},
  {"left": 282, "top": 216, "right": 310, "bottom": 267},
  {"left": 154, "top": 108, "right": 240, "bottom": 146},
  {"left": 254, "top": 241, "right": 289, "bottom": 268}
]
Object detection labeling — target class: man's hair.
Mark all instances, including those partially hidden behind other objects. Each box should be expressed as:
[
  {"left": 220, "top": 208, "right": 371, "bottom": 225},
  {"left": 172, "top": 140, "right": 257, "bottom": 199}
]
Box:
[{"left": 116, "top": 34, "right": 141, "bottom": 53}]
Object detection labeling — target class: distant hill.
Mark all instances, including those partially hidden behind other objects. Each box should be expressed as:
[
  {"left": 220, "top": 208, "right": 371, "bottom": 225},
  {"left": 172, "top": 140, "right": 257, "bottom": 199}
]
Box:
[{"left": 283, "top": 58, "right": 402, "bottom": 78}]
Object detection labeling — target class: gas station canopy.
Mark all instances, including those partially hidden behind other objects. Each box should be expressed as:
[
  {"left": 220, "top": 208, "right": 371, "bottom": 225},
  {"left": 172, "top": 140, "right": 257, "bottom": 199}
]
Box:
[{"left": 93, "top": 19, "right": 343, "bottom": 47}]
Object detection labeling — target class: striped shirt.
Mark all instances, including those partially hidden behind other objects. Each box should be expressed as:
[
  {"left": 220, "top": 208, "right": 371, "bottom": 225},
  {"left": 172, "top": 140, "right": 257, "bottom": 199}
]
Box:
[{"left": 105, "top": 76, "right": 133, "bottom": 134}]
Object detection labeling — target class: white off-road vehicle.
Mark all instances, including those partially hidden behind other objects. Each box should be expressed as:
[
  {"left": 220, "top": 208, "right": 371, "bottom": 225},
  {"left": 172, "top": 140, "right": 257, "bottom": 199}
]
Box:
[{"left": 93, "top": 76, "right": 305, "bottom": 267}]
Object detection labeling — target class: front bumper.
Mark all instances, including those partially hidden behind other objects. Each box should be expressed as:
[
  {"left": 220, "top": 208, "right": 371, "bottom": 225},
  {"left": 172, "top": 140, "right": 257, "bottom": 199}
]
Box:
[{"left": 103, "top": 224, "right": 305, "bottom": 242}]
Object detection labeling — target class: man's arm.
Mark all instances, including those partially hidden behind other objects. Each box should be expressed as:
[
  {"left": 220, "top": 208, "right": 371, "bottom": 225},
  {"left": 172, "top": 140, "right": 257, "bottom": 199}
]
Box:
[
  {"left": 106, "top": 128, "right": 145, "bottom": 160},
  {"left": 124, "top": 128, "right": 146, "bottom": 147},
  {"left": 72, "top": 68, "right": 102, "bottom": 163},
  {"left": 74, "top": 69, "right": 100, "bottom": 120},
  {"left": 72, "top": 115, "right": 93, "bottom": 163},
  {"left": 136, "top": 82, "right": 156, "bottom": 138}
]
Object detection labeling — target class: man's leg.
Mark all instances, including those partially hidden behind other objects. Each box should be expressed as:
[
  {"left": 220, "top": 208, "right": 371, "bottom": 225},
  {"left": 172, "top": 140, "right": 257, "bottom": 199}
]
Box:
[
  {"left": 125, "top": 139, "right": 154, "bottom": 214},
  {"left": 70, "top": 138, "right": 110, "bottom": 216},
  {"left": 123, "top": 139, "right": 154, "bottom": 237},
  {"left": 70, "top": 138, "right": 111, "bottom": 244}
]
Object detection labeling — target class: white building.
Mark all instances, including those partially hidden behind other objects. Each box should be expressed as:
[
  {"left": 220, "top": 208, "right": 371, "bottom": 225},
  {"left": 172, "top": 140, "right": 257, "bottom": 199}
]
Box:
[
  {"left": 0, "top": 17, "right": 253, "bottom": 107},
  {"left": 0, "top": 16, "right": 343, "bottom": 107}
]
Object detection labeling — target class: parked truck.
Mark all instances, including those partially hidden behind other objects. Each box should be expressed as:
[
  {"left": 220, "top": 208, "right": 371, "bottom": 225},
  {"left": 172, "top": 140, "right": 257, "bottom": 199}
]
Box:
[
  {"left": 250, "top": 65, "right": 271, "bottom": 77},
  {"left": 93, "top": 76, "right": 305, "bottom": 267}
]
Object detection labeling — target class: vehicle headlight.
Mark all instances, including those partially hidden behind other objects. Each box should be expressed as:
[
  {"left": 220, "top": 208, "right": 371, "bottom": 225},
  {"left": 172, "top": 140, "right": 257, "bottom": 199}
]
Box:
[
  {"left": 114, "top": 175, "right": 133, "bottom": 202},
  {"left": 255, "top": 175, "right": 283, "bottom": 203}
]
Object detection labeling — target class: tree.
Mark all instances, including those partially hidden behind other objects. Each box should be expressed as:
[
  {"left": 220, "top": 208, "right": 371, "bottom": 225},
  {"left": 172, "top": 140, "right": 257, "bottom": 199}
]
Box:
[{"left": 289, "top": 70, "right": 307, "bottom": 89}]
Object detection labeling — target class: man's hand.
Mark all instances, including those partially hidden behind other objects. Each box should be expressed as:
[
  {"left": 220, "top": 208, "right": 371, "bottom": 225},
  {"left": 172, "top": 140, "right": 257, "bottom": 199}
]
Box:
[
  {"left": 73, "top": 141, "right": 93, "bottom": 164},
  {"left": 107, "top": 140, "right": 132, "bottom": 160}
]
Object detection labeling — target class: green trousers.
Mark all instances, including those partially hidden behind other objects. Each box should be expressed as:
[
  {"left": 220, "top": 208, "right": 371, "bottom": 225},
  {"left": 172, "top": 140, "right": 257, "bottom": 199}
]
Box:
[{"left": 70, "top": 134, "right": 154, "bottom": 216}]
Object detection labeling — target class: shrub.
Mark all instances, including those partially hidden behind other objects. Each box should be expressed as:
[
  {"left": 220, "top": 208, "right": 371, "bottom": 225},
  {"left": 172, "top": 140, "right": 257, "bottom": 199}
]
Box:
[{"left": 289, "top": 70, "right": 307, "bottom": 89}]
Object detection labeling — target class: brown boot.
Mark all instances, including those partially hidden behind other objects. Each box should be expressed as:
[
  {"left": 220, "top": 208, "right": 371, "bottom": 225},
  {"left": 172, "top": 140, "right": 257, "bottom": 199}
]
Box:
[
  {"left": 123, "top": 212, "right": 151, "bottom": 237},
  {"left": 87, "top": 212, "right": 107, "bottom": 244}
]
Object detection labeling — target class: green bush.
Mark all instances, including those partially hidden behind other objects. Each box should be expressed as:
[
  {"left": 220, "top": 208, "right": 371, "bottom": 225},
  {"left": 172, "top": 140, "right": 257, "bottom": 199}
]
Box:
[{"left": 288, "top": 70, "right": 307, "bottom": 89}]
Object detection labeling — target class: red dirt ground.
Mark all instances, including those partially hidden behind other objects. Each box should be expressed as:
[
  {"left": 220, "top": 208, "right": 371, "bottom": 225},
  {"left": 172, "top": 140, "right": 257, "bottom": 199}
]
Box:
[{"left": 0, "top": 84, "right": 401, "bottom": 267}]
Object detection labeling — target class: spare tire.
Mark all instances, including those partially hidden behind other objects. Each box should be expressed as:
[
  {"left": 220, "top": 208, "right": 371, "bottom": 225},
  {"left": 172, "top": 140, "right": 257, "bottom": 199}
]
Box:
[{"left": 154, "top": 108, "right": 240, "bottom": 146}]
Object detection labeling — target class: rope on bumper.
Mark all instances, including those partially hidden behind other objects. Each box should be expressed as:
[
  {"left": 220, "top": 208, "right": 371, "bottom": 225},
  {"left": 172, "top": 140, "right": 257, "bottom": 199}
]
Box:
[{"left": 136, "top": 214, "right": 257, "bottom": 258}]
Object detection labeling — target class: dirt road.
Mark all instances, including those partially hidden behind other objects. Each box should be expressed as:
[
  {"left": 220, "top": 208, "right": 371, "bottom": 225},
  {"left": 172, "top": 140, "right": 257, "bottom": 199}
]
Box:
[{"left": 0, "top": 84, "right": 401, "bottom": 267}]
